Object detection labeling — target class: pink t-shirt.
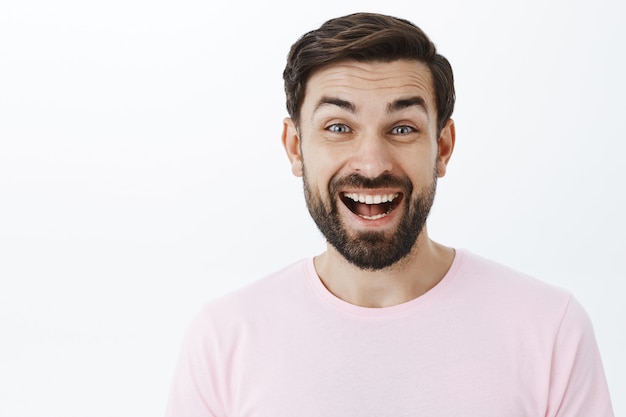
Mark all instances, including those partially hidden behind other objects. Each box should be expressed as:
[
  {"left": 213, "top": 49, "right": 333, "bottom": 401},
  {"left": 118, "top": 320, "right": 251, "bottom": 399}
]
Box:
[{"left": 165, "top": 249, "right": 614, "bottom": 416}]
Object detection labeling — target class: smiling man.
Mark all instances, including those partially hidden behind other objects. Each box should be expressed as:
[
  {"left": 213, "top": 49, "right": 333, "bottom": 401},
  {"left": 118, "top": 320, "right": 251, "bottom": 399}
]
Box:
[
  {"left": 166, "top": 13, "right": 614, "bottom": 416},
  {"left": 283, "top": 58, "right": 454, "bottom": 306}
]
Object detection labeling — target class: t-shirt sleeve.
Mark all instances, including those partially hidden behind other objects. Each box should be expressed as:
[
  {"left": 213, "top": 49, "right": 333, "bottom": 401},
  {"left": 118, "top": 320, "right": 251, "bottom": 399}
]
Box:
[
  {"left": 546, "top": 295, "right": 614, "bottom": 417},
  {"left": 164, "top": 307, "right": 227, "bottom": 417}
]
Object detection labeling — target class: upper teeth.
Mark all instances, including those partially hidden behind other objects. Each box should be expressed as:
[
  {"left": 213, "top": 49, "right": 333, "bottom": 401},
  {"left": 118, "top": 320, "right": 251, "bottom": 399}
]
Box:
[{"left": 344, "top": 193, "right": 399, "bottom": 204}]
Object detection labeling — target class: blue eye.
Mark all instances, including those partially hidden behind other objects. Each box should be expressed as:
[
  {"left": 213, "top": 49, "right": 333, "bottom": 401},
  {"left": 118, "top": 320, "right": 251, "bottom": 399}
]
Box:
[
  {"left": 327, "top": 124, "right": 351, "bottom": 133},
  {"left": 391, "top": 126, "right": 415, "bottom": 135}
]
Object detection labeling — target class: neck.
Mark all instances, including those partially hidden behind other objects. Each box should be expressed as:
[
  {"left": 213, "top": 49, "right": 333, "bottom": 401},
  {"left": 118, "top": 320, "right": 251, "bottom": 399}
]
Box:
[{"left": 313, "top": 229, "right": 455, "bottom": 308}]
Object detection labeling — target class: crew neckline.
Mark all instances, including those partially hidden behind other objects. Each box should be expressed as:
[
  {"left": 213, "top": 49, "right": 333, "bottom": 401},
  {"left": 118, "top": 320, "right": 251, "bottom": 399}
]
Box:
[{"left": 304, "top": 248, "right": 466, "bottom": 319}]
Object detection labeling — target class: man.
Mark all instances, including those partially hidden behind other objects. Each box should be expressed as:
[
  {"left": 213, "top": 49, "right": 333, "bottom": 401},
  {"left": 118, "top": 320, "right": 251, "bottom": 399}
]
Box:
[{"left": 166, "top": 12, "right": 613, "bottom": 416}]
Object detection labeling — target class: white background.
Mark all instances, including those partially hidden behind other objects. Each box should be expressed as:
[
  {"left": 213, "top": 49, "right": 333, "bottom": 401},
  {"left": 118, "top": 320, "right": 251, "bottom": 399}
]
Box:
[{"left": 1, "top": 0, "right": 624, "bottom": 415}]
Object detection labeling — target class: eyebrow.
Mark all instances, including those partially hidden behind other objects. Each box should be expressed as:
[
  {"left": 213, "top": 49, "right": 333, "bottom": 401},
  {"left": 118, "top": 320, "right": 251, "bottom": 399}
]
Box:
[
  {"left": 313, "top": 96, "right": 357, "bottom": 114},
  {"left": 387, "top": 96, "right": 428, "bottom": 115}
]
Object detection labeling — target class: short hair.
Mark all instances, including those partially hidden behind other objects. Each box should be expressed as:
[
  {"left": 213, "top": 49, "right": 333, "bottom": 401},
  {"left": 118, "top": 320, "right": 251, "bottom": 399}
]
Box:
[{"left": 283, "top": 12, "right": 455, "bottom": 134}]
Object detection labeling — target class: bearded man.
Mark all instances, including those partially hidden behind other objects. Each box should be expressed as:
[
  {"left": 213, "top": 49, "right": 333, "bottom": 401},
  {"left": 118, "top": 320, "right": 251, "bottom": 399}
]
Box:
[{"left": 166, "top": 12, "right": 614, "bottom": 417}]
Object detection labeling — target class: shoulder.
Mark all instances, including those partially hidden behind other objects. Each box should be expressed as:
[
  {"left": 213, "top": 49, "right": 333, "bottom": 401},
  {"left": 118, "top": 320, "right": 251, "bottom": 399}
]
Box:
[
  {"left": 452, "top": 249, "right": 576, "bottom": 326},
  {"left": 456, "top": 249, "right": 571, "bottom": 300},
  {"left": 214, "top": 258, "right": 311, "bottom": 309},
  {"left": 449, "top": 250, "right": 601, "bottom": 356},
  {"left": 187, "top": 258, "right": 313, "bottom": 333}
]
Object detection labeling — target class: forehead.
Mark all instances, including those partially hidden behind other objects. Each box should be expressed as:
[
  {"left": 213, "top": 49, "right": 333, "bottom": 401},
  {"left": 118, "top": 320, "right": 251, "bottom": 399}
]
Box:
[{"left": 302, "top": 60, "right": 435, "bottom": 112}]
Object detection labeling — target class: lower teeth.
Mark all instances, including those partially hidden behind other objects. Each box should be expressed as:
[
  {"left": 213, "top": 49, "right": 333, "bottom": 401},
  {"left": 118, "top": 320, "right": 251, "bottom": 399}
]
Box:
[{"left": 360, "top": 213, "right": 387, "bottom": 220}]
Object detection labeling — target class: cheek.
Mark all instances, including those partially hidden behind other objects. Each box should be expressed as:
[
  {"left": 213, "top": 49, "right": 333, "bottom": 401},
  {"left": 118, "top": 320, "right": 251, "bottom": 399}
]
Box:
[
  {"left": 399, "top": 164, "right": 438, "bottom": 195},
  {"left": 303, "top": 153, "right": 343, "bottom": 190}
]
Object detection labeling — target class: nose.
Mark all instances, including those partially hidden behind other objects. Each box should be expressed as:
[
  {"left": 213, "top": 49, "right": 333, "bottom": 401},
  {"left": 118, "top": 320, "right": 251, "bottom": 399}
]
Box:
[{"left": 347, "top": 131, "right": 394, "bottom": 178}]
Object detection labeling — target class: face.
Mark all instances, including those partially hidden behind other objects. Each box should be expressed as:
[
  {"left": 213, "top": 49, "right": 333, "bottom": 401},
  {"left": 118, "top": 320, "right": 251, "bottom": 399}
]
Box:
[{"left": 283, "top": 60, "right": 454, "bottom": 270}]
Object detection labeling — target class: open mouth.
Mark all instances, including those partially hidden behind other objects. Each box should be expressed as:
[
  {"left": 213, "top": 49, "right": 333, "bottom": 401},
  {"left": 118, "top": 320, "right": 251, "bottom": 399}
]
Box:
[{"left": 340, "top": 192, "right": 402, "bottom": 220}]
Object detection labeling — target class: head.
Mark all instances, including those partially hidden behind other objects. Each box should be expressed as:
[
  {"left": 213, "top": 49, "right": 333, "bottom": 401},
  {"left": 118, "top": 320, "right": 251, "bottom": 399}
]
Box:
[
  {"left": 282, "top": 13, "right": 456, "bottom": 271},
  {"left": 283, "top": 12, "right": 455, "bottom": 135}
]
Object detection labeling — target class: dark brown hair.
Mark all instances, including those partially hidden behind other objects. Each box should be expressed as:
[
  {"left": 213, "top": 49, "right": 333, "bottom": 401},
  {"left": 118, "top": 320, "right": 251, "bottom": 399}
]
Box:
[{"left": 283, "top": 12, "right": 455, "bottom": 133}]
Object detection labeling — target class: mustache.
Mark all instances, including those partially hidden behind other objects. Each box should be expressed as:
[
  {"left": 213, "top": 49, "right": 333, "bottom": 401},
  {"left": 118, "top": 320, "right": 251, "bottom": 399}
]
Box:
[{"left": 329, "top": 173, "right": 413, "bottom": 194}]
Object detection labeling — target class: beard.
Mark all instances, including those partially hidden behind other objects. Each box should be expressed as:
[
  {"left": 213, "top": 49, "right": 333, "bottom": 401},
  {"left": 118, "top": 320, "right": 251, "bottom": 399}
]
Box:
[{"left": 303, "top": 166, "right": 438, "bottom": 271}]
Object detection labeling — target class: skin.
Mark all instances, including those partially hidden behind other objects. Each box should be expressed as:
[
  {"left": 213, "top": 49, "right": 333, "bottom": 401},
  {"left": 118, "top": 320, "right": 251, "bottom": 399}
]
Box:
[{"left": 282, "top": 59, "right": 456, "bottom": 308}]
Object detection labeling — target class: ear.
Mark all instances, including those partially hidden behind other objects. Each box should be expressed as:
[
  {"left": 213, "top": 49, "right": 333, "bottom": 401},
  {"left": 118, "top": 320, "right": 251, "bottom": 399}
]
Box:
[
  {"left": 282, "top": 117, "right": 303, "bottom": 177},
  {"left": 436, "top": 119, "right": 455, "bottom": 178}
]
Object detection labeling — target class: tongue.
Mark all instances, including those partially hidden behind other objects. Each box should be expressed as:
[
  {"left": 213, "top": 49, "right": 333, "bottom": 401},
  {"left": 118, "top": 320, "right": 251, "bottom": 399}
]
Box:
[{"left": 354, "top": 202, "right": 388, "bottom": 217}]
